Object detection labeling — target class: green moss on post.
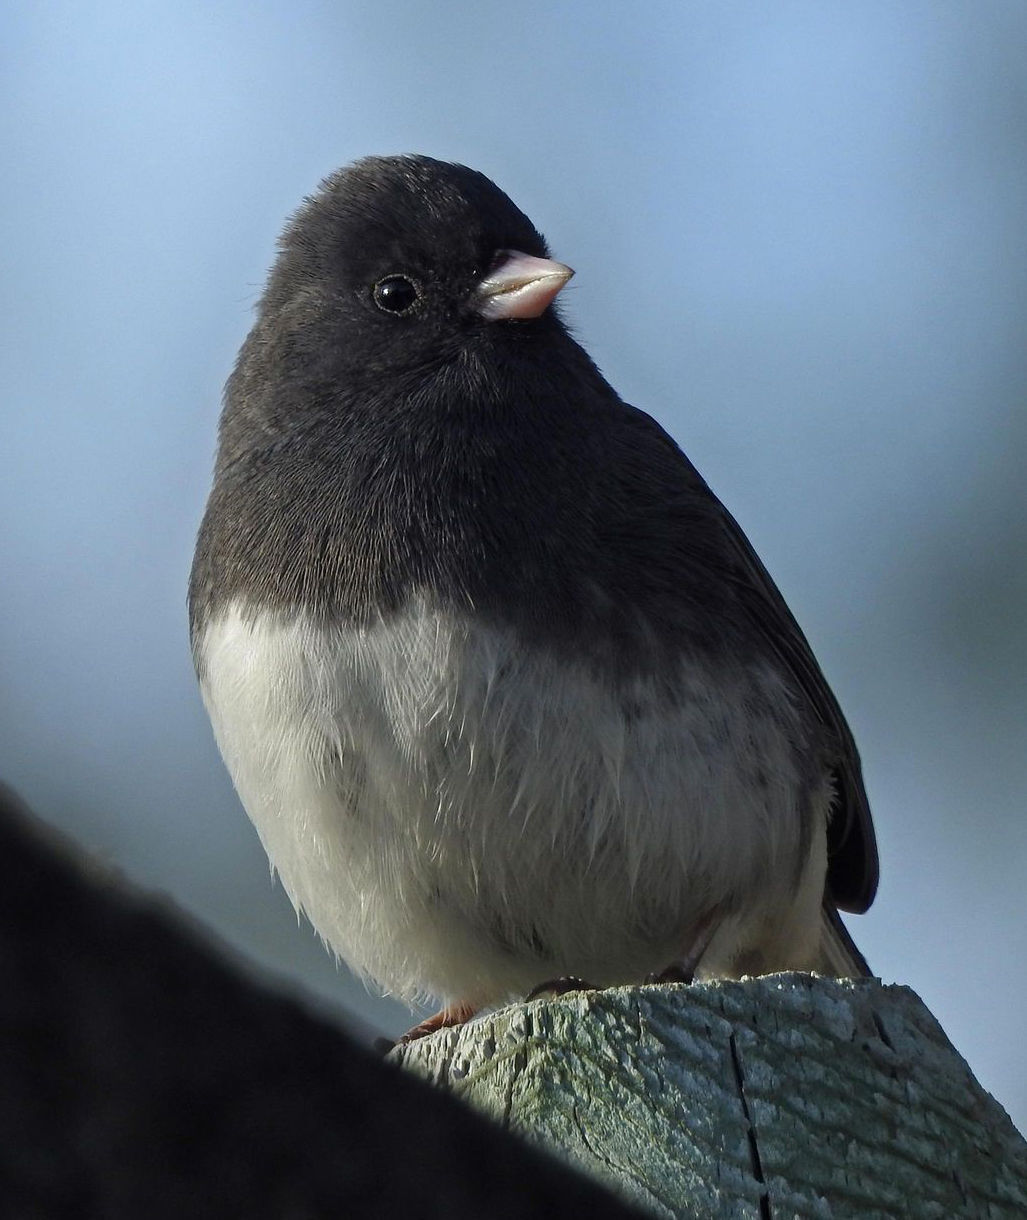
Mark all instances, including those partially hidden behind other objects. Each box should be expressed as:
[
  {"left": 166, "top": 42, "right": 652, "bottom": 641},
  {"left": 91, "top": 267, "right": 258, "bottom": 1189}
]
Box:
[{"left": 394, "top": 975, "right": 1027, "bottom": 1219}]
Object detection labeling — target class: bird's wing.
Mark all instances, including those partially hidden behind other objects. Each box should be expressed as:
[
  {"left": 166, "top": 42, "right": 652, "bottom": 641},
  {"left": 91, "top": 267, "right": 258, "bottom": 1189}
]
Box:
[
  {"left": 714, "top": 490, "right": 879, "bottom": 912},
  {"left": 620, "top": 405, "right": 879, "bottom": 913}
]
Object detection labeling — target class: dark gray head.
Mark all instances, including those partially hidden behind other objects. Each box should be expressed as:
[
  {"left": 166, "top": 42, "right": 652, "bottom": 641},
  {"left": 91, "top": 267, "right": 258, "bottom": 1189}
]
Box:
[{"left": 252, "top": 155, "right": 572, "bottom": 389}]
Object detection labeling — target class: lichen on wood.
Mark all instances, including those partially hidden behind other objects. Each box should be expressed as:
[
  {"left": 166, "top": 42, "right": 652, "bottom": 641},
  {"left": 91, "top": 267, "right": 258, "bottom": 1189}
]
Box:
[{"left": 393, "top": 975, "right": 1027, "bottom": 1219}]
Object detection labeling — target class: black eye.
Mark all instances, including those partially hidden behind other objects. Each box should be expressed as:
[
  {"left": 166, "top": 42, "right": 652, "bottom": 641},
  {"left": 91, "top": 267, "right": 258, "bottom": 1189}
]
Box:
[{"left": 373, "top": 275, "right": 420, "bottom": 315}]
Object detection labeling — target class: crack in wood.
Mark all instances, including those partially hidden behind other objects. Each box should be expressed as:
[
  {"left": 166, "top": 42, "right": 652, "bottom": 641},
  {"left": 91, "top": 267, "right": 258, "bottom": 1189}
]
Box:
[
  {"left": 729, "top": 1030, "right": 772, "bottom": 1220},
  {"left": 871, "top": 1010, "right": 894, "bottom": 1051},
  {"left": 437, "top": 1040, "right": 451, "bottom": 1090},
  {"left": 569, "top": 1097, "right": 664, "bottom": 1215},
  {"left": 503, "top": 1009, "right": 532, "bottom": 1129}
]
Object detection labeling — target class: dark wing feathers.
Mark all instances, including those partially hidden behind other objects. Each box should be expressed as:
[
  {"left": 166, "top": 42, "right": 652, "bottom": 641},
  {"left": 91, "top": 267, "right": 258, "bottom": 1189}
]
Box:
[
  {"left": 716, "top": 500, "right": 879, "bottom": 912},
  {"left": 619, "top": 404, "right": 878, "bottom": 912}
]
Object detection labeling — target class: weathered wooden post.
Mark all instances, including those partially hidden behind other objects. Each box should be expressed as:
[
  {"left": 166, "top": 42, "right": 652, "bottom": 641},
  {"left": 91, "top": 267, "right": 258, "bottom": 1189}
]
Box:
[{"left": 394, "top": 975, "right": 1027, "bottom": 1218}]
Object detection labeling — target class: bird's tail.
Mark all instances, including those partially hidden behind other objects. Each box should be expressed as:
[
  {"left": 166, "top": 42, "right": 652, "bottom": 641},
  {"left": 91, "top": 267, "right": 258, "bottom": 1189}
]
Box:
[{"left": 816, "top": 904, "right": 873, "bottom": 978}]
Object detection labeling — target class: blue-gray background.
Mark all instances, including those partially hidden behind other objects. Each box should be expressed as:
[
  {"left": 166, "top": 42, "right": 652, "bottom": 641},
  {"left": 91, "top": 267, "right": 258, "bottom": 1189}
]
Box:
[{"left": 3, "top": 2, "right": 1024, "bottom": 1131}]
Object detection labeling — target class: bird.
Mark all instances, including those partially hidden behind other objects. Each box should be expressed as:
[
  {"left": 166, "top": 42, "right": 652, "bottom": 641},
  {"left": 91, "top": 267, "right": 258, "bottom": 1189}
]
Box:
[{"left": 189, "top": 154, "right": 878, "bottom": 1041}]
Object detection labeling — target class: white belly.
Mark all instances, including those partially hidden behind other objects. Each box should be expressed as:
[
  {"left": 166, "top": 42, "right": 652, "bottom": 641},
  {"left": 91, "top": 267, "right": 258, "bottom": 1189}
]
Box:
[{"left": 196, "top": 596, "right": 827, "bottom": 1006}]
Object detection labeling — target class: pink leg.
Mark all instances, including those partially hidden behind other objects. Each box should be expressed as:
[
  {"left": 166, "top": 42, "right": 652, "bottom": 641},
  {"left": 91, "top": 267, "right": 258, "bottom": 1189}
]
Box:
[{"left": 398, "top": 1001, "right": 478, "bottom": 1044}]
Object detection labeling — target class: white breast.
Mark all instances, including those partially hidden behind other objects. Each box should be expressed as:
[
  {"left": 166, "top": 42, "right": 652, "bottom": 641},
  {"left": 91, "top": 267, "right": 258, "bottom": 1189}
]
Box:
[{"left": 196, "top": 597, "right": 828, "bottom": 1006}]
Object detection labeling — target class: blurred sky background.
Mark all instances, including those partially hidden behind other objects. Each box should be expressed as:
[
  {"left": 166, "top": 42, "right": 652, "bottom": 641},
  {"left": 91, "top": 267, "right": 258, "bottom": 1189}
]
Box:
[{"left": 2, "top": 2, "right": 1025, "bottom": 1131}]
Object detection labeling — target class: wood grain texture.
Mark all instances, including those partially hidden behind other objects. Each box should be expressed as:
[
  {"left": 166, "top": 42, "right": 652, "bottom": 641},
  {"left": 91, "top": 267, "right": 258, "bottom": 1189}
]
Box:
[{"left": 393, "top": 975, "right": 1027, "bottom": 1219}]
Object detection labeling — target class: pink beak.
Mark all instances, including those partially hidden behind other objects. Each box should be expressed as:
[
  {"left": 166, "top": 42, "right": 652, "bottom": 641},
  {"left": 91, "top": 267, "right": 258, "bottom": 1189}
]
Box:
[{"left": 472, "top": 250, "right": 574, "bottom": 321}]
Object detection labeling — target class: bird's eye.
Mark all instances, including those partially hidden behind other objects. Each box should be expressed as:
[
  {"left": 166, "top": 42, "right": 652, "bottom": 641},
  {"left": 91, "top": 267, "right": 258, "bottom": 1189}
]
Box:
[{"left": 372, "top": 275, "right": 420, "bottom": 316}]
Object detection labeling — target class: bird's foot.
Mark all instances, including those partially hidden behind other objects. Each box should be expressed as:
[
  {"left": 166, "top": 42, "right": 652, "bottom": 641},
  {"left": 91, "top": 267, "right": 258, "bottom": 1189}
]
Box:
[
  {"left": 644, "top": 963, "right": 696, "bottom": 985},
  {"left": 646, "top": 914, "right": 721, "bottom": 986},
  {"left": 396, "top": 1001, "right": 477, "bottom": 1045},
  {"left": 525, "top": 976, "right": 597, "bottom": 1002}
]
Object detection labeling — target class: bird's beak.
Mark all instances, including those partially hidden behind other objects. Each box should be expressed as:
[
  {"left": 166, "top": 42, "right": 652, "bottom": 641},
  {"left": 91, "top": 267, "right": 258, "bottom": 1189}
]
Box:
[{"left": 472, "top": 250, "right": 574, "bottom": 321}]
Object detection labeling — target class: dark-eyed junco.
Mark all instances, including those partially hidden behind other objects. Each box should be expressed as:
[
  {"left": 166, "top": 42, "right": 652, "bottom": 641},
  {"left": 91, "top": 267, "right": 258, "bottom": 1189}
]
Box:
[{"left": 189, "top": 155, "right": 878, "bottom": 1039}]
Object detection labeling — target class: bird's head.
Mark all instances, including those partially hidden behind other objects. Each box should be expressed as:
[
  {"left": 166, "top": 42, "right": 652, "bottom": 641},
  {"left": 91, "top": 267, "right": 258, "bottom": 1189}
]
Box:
[{"left": 256, "top": 154, "right": 574, "bottom": 386}]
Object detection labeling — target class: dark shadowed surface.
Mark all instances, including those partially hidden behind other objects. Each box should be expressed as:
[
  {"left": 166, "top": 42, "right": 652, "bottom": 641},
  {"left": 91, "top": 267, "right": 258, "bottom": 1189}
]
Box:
[{"left": 0, "top": 784, "right": 645, "bottom": 1218}]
